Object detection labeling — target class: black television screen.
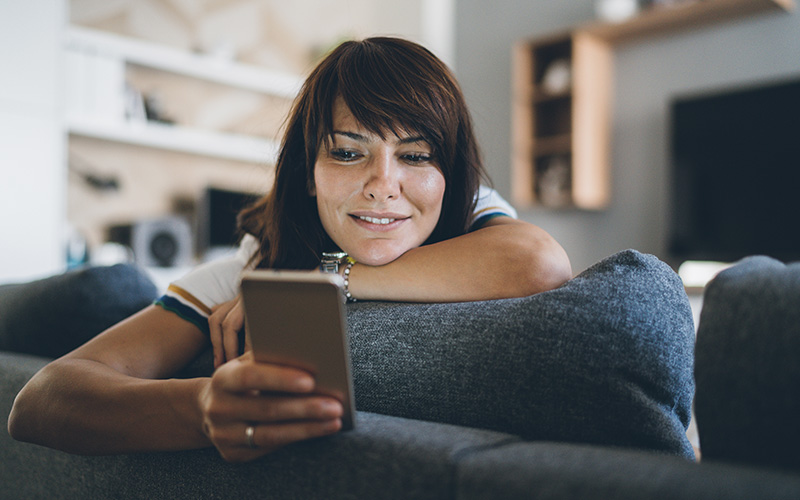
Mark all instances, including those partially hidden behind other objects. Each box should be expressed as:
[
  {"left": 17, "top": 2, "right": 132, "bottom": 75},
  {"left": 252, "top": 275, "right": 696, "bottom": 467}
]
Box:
[
  {"left": 669, "top": 77, "right": 800, "bottom": 265},
  {"left": 197, "top": 187, "right": 261, "bottom": 254}
]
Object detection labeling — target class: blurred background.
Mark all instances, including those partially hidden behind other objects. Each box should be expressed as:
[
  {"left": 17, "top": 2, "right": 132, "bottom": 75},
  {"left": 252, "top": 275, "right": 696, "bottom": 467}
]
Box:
[{"left": 1, "top": 0, "right": 799, "bottom": 289}]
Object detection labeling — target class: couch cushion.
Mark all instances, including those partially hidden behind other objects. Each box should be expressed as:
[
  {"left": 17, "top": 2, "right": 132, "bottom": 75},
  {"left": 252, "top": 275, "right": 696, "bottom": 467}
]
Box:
[
  {"left": 0, "top": 264, "right": 158, "bottom": 358},
  {"left": 0, "top": 351, "right": 516, "bottom": 500},
  {"left": 456, "top": 440, "right": 800, "bottom": 500},
  {"left": 695, "top": 256, "right": 800, "bottom": 471},
  {"left": 0, "top": 251, "right": 695, "bottom": 458},
  {"left": 347, "top": 249, "right": 696, "bottom": 458}
]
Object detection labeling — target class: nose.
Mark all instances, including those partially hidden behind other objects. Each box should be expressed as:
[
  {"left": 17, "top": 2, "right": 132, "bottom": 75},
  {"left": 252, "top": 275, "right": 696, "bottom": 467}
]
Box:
[{"left": 364, "top": 152, "right": 401, "bottom": 202}]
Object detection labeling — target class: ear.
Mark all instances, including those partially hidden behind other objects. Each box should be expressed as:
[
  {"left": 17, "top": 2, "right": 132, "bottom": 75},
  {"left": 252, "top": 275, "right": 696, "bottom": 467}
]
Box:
[{"left": 307, "top": 178, "right": 316, "bottom": 197}]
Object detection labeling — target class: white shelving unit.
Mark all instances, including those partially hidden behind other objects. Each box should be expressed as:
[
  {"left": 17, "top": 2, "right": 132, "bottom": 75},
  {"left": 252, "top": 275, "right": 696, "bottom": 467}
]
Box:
[
  {"left": 64, "top": 27, "right": 303, "bottom": 97},
  {"left": 63, "top": 26, "right": 303, "bottom": 162},
  {"left": 67, "top": 117, "right": 280, "bottom": 164}
]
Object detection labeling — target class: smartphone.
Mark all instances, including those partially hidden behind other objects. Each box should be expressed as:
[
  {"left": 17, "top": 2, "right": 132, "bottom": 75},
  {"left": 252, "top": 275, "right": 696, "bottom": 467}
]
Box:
[{"left": 239, "top": 270, "right": 355, "bottom": 430}]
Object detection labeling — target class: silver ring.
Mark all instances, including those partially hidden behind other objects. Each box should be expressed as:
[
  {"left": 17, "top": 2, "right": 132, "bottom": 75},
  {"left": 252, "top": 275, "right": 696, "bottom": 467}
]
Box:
[{"left": 245, "top": 425, "right": 257, "bottom": 449}]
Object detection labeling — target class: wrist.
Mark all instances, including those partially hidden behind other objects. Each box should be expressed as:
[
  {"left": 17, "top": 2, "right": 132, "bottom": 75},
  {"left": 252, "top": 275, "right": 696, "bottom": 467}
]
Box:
[
  {"left": 342, "top": 259, "right": 356, "bottom": 302},
  {"left": 320, "top": 252, "right": 357, "bottom": 302}
]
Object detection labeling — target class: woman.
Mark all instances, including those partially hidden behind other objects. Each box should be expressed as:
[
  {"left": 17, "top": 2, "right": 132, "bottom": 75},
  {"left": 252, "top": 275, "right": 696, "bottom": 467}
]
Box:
[{"left": 9, "top": 37, "right": 571, "bottom": 463}]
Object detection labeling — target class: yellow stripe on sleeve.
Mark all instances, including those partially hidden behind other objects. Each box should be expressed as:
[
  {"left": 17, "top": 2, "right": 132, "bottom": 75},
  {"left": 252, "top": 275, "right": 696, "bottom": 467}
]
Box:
[{"left": 167, "top": 284, "right": 213, "bottom": 316}]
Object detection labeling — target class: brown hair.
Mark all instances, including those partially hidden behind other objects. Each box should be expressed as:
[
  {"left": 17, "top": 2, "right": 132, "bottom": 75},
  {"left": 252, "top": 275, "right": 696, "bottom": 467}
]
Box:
[{"left": 239, "top": 37, "right": 488, "bottom": 269}]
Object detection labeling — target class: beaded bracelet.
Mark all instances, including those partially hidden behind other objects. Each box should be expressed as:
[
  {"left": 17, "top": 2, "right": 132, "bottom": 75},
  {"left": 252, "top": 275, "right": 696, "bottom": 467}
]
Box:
[{"left": 342, "top": 259, "right": 357, "bottom": 302}]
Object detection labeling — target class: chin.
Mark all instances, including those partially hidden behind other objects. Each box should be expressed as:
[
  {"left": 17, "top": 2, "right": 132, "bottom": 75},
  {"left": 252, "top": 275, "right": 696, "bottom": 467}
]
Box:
[{"left": 349, "top": 243, "right": 414, "bottom": 267}]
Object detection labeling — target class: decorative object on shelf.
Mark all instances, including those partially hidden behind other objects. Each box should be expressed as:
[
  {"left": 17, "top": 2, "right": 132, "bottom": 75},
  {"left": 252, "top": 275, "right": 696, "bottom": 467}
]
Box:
[
  {"left": 68, "top": 153, "right": 120, "bottom": 192},
  {"left": 124, "top": 83, "right": 147, "bottom": 123},
  {"left": 594, "top": 0, "right": 641, "bottom": 22},
  {"left": 642, "top": 0, "right": 698, "bottom": 10},
  {"left": 142, "top": 92, "right": 175, "bottom": 125},
  {"left": 536, "top": 156, "right": 572, "bottom": 208},
  {"left": 540, "top": 59, "right": 572, "bottom": 95}
]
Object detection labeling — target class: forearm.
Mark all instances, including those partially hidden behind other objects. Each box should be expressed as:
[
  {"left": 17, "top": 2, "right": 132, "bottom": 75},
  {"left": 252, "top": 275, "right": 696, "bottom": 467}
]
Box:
[
  {"left": 9, "top": 358, "right": 209, "bottom": 455},
  {"left": 348, "top": 219, "right": 572, "bottom": 302}
]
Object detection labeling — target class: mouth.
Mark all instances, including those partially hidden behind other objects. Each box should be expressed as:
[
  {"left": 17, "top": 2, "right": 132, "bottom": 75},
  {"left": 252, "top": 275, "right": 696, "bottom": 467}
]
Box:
[
  {"left": 356, "top": 215, "right": 397, "bottom": 225},
  {"left": 349, "top": 212, "right": 409, "bottom": 231}
]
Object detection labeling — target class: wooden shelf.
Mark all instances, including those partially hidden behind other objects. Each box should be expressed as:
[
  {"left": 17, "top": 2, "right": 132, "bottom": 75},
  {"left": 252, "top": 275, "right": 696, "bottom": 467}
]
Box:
[
  {"left": 534, "top": 134, "right": 572, "bottom": 157},
  {"left": 582, "top": 0, "right": 795, "bottom": 44},
  {"left": 511, "top": 0, "right": 794, "bottom": 210}
]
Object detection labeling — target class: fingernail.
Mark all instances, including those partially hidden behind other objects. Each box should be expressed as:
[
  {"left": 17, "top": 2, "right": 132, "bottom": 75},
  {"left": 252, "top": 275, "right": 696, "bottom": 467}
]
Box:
[
  {"left": 293, "top": 376, "right": 314, "bottom": 392},
  {"left": 324, "top": 418, "right": 343, "bottom": 433},
  {"left": 322, "top": 400, "right": 343, "bottom": 416}
]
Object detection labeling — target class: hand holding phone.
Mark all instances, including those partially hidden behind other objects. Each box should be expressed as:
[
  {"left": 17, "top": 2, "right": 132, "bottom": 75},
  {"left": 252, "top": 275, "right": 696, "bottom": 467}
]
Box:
[{"left": 239, "top": 270, "right": 356, "bottom": 430}]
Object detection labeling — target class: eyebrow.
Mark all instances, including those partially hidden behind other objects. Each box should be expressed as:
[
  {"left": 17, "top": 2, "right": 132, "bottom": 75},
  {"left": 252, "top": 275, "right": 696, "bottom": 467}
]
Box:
[{"left": 332, "top": 130, "right": 428, "bottom": 146}]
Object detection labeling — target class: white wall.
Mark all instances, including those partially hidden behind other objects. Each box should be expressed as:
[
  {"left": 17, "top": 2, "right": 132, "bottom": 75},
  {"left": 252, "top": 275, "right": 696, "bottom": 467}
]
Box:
[
  {"left": 454, "top": 0, "right": 800, "bottom": 274},
  {"left": 0, "top": 0, "right": 67, "bottom": 282}
]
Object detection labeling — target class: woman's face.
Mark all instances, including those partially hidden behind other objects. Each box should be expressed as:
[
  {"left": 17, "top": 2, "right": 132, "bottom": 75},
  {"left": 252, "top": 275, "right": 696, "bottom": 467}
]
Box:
[{"left": 313, "top": 99, "right": 446, "bottom": 266}]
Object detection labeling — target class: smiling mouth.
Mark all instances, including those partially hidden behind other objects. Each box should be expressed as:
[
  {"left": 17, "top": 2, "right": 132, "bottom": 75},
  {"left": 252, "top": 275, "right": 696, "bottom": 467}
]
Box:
[{"left": 357, "top": 215, "right": 396, "bottom": 225}]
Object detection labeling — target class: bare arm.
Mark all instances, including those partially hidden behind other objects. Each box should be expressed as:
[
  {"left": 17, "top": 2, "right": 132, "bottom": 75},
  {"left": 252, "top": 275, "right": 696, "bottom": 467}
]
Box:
[
  {"left": 348, "top": 217, "right": 572, "bottom": 302},
  {"left": 8, "top": 305, "right": 343, "bottom": 461},
  {"left": 8, "top": 306, "right": 210, "bottom": 454},
  {"left": 208, "top": 217, "right": 572, "bottom": 364}
]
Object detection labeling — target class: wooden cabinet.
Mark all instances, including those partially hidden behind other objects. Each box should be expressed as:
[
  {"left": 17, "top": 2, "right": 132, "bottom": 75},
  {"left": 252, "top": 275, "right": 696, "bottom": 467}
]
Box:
[
  {"left": 512, "top": 32, "right": 612, "bottom": 209},
  {"left": 511, "top": 0, "right": 794, "bottom": 210}
]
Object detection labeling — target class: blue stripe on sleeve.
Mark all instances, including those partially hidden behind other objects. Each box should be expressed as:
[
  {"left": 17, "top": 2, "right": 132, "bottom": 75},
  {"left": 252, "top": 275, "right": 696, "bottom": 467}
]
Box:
[{"left": 154, "top": 295, "right": 211, "bottom": 337}]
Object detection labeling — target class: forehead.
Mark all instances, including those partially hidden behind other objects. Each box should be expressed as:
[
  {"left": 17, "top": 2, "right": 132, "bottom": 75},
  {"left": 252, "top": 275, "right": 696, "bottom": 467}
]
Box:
[
  {"left": 330, "top": 98, "right": 359, "bottom": 129},
  {"left": 329, "top": 97, "right": 423, "bottom": 142}
]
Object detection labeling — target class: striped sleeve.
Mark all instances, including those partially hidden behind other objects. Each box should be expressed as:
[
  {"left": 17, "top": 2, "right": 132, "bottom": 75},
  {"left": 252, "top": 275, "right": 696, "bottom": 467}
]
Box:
[
  {"left": 154, "top": 234, "right": 260, "bottom": 336},
  {"left": 470, "top": 185, "right": 518, "bottom": 230}
]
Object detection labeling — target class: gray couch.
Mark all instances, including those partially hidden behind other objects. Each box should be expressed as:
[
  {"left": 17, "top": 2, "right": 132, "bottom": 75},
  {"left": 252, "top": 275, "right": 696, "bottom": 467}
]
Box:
[{"left": 2, "top": 250, "right": 800, "bottom": 499}]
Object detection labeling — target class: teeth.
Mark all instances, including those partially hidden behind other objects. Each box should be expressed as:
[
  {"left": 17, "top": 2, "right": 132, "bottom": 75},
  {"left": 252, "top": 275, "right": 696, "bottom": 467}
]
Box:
[{"left": 359, "top": 215, "right": 396, "bottom": 225}]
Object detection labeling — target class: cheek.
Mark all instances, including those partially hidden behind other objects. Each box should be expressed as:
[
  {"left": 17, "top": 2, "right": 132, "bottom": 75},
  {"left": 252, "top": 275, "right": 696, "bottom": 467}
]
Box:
[
  {"left": 314, "top": 165, "right": 343, "bottom": 209},
  {"left": 415, "top": 170, "right": 446, "bottom": 213}
]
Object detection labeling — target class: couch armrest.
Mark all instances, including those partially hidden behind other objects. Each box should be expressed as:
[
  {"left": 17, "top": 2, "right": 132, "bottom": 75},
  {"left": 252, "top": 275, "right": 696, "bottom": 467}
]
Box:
[{"left": 695, "top": 256, "right": 800, "bottom": 471}]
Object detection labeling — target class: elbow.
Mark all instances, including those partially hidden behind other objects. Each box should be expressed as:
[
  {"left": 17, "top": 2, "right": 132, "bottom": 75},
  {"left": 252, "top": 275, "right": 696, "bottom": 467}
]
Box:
[
  {"left": 531, "top": 240, "right": 573, "bottom": 293},
  {"left": 507, "top": 227, "right": 572, "bottom": 297},
  {"left": 8, "top": 385, "right": 37, "bottom": 444},
  {"left": 8, "top": 363, "right": 62, "bottom": 447}
]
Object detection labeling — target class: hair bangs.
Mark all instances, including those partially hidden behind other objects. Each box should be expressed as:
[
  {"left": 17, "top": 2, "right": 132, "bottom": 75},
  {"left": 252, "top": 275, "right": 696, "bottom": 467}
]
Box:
[{"left": 317, "top": 39, "right": 452, "bottom": 161}]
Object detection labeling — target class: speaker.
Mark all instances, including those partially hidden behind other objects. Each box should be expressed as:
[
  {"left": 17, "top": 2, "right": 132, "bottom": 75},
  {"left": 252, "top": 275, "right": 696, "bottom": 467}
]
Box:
[{"left": 108, "top": 216, "right": 193, "bottom": 268}]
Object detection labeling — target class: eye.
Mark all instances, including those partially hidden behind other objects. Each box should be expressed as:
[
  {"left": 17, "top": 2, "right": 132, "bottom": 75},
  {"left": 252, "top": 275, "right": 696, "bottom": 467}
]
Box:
[
  {"left": 329, "top": 149, "right": 363, "bottom": 162},
  {"left": 401, "top": 153, "right": 434, "bottom": 165}
]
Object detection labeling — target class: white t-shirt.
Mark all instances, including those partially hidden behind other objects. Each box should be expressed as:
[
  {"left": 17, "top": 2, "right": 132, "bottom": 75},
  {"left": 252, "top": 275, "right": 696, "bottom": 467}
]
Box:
[{"left": 155, "top": 185, "right": 517, "bottom": 334}]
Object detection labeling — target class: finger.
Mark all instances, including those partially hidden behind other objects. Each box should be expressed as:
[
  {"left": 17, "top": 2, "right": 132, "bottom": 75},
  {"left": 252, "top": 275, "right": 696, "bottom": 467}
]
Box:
[
  {"left": 238, "top": 395, "right": 343, "bottom": 424},
  {"left": 246, "top": 419, "right": 342, "bottom": 451},
  {"left": 209, "top": 300, "right": 237, "bottom": 368},
  {"left": 214, "top": 418, "right": 342, "bottom": 463},
  {"left": 202, "top": 390, "right": 342, "bottom": 435},
  {"left": 222, "top": 298, "right": 244, "bottom": 364},
  {"left": 213, "top": 355, "right": 315, "bottom": 394},
  {"left": 244, "top": 332, "right": 252, "bottom": 355},
  {"left": 209, "top": 316, "right": 224, "bottom": 369}
]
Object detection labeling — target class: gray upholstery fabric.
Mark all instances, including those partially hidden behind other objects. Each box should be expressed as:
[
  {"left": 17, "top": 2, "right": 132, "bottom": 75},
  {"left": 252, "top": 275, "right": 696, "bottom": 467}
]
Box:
[
  {"left": 0, "top": 264, "right": 157, "bottom": 358},
  {"left": 0, "top": 250, "right": 695, "bottom": 458},
  {"left": 456, "top": 441, "right": 800, "bottom": 500},
  {"left": 4, "top": 353, "right": 800, "bottom": 499},
  {"left": 695, "top": 256, "right": 800, "bottom": 471},
  {"left": 347, "top": 249, "right": 696, "bottom": 458},
  {"left": 4, "top": 251, "right": 800, "bottom": 499},
  {"left": 0, "top": 352, "right": 514, "bottom": 500}
]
